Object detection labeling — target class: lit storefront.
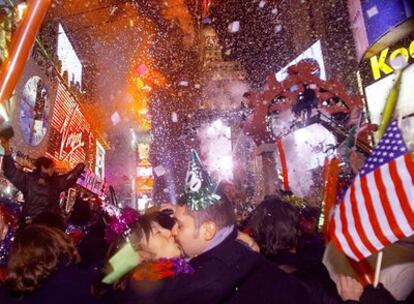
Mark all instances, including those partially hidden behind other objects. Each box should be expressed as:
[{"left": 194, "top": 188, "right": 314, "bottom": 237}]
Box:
[{"left": 349, "top": 0, "right": 414, "bottom": 149}]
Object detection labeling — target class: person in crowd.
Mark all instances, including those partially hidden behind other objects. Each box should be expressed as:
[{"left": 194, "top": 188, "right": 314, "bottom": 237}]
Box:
[
  {"left": 30, "top": 211, "right": 66, "bottom": 231},
  {"left": 297, "top": 206, "right": 325, "bottom": 264},
  {"left": 124, "top": 150, "right": 309, "bottom": 304},
  {"left": 0, "top": 224, "right": 100, "bottom": 304},
  {"left": 0, "top": 204, "right": 16, "bottom": 281},
  {"left": 94, "top": 210, "right": 186, "bottom": 303},
  {"left": 323, "top": 236, "right": 414, "bottom": 302},
  {"left": 335, "top": 274, "right": 400, "bottom": 304},
  {"left": 0, "top": 137, "right": 85, "bottom": 224},
  {"left": 249, "top": 197, "right": 342, "bottom": 304},
  {"left": 66, "top": 198, "right": 93, "bottom": 244}
]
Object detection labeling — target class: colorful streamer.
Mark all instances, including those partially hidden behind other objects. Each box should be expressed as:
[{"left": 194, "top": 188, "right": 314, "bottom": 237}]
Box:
[{"left": 276, "top": 138, "right": 290, "bottom": 192}]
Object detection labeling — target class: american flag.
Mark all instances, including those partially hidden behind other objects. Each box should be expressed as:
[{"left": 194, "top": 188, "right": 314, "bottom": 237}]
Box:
[{"left": 330, "top": 120, "right": 414, "bottom": 261}]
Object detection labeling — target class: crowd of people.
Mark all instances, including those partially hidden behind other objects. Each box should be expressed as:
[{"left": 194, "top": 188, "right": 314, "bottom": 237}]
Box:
[{"left": 0, "top": 140, "right": 413, "bottom": 303}]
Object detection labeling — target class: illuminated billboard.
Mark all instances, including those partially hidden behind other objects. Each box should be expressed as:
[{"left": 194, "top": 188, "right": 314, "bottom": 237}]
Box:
[
  {"left": 361, "top": 0, "right": 413, "bottom": 46},
  {"left": 95, "top": 141, "right": 105, "bottom": 180},
  {"left": 47, "top": 82, "right": 95, "bottom": 169},
  {"left": 365, "top": 63, "right": 414, "bottom": 147},
  {"left": 57, "top": 24, "right": 83, "bottom": 88},
  {"left": 365, "top": 63, "right": 414, "bottom": 123},
  {"left": 348, "top": 0, "right": 414, "bottom": 59},
  {"left": 275, "top": 40, "right": 326, "bottom": 81}
]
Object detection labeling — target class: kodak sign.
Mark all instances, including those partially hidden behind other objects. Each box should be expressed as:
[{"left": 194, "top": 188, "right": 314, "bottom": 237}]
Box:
[{"left": 369, "top": 40, "right": 414, "bottom": 81}]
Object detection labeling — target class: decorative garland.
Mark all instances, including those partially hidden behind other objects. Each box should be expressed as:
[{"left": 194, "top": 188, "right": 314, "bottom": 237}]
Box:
[
  {"left": 104, "top": 207, "right": 139, "bottom": 243},
  {"left": 132, "top": 258, "right": 194, "bottom": 281}
]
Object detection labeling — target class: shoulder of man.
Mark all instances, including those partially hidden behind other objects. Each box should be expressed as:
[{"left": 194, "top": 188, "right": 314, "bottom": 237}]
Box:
[{"left": 191, "top": 233, "right": 262, "bottom": 269}]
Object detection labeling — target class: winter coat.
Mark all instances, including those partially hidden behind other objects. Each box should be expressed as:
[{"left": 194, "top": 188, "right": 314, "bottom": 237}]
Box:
[
  {"left": 0, "top": 264, "right": 101, "bottom": 304},
  {"left": 123, "top": 228, "right": 311, "bottom": 304},
  {"left": 2, "top": 155, "right": 85, "bottom": 220},
  {"left": 267, "top": 251, "right": 342, "bottom": 304}
]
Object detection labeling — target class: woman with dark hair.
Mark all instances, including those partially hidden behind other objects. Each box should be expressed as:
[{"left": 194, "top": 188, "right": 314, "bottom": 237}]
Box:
[
  {"left": 250, "top": 198, "right": 342, "bottom": 304},
  {"left": 94, "top": 210, "right": 191, "bottom": 303},
  {"left": 0, "top": 225, "right": 100, "bottom": 304}
]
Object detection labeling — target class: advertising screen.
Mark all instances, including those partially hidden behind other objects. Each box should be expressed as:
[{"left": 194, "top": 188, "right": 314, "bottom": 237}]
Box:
[
  {"left": 57, "top": 24, "right": 83, "bottom": 88},
  {"left": 275, "top": 40, "right": 326, "bottom": 81},
  {"left": 365, "top": 63, "right": 414, "bottom": 148},
  {"left": 361, "top": 0, "right": 413, "bottom": 45},
  {"left": 47, "top": 82, "right": 94, "bottom": 169}
]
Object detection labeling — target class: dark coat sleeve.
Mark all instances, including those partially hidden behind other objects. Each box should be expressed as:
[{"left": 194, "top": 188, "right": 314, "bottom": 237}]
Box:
[
  {"left": 129, "top": 258, "right": 241, "bottom": 304},
  {"left": 360, "top": 284, "right": 397, "bottom": 304},
  {"left": 2, "top": 154, "right": 28, "bottom": 193},
  {"left": 55, "top": 163, "right": 85, "bottom": 191}
]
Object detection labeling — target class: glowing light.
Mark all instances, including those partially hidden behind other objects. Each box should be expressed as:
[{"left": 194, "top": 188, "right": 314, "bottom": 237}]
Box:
[
  {"left": 130, "top": 129, "right": 136, "bottom": 147},
  {"left": 0, "top": 104, "right": 9, "bottom": 122},
  {"left": 212, "top": 119, "right": 223, "bottom": 130},
  {"left": 5, "top": 185, "right": 11, "bottom": 194},
  {"left": 280, "top": 123, "right": 336, "bottom": 197},
  {"left": 217, "top": 155, "right": 233, "bottom": 173},
  {"left": 137, "top": 195, "right": 151, "bottom": 211},
  {"left": 199, "top": 120, "right": 233, "bottom": 181},
  {"left": 17, "top": 3, "right": 28, "bottom": 22}
]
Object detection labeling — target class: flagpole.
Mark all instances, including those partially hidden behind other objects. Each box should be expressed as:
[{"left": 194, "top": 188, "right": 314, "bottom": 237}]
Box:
[{"left": 373, "top": 251, "right": 383, "bottom": 288}]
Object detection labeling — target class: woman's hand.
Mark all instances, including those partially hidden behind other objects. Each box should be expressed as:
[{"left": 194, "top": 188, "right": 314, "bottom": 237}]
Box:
[
  {"left": 0, "top": 215, "right": 8, "bottom": 241},
  {"left": 336, "top": 274, "right": 363, "bottom": 302},
  {"left": 0, "top": 137, "right": 10, "bottom": 153},
  {"left": 237, "top": 231, "right": 260, "bottom": 253}
]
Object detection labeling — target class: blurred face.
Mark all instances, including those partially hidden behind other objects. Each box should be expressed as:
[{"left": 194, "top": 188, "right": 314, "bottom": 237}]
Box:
[
  {"left": 172, "top": 205, "right": 212, "bottom": 258},
  {"left": 143, "top": 222, "right": 182, "bottom": 260},
  {"left": 299, "top": 216, "right": 317, "bottom": 235},
  {"left": 41, "top": 164, "right": 54, "bottom": 176}
]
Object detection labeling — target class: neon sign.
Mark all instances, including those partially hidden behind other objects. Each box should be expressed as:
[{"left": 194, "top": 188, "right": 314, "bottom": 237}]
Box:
[
  {"left": 47, "top": 82, "right": 94, "bottom": 169},
  {"left": 370, "top": 40, "right": 414, "bottom": 80},
  {"left": 77, "top": 168, "right": 106, "bottom": 197}
]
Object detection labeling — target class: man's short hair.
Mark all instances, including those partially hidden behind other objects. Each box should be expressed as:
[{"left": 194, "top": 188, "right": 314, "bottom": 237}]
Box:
[
  {"left": 34, "top": 157, "right": 54, "bottom": 171},
  {"left": 178, "top": 184, "right": 235, "bottom": 230}
]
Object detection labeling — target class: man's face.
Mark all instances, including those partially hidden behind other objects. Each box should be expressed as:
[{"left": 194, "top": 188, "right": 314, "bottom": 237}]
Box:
[
  {"left": 41, "top": 165, "right": 54, "bottom": 176},
  {"left": 172, "top": 205, "right": 210, "bottom": 258}
]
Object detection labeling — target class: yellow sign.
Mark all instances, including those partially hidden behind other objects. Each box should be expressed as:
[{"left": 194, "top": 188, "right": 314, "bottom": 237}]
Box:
[{"left": 370, "top": 40, "right": 414, "bottom": 80}]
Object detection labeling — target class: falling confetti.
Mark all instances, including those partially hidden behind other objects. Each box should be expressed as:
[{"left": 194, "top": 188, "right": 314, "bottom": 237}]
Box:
[
  {"left": 228, "top": 21, "right": 240, "bottom": 33},
  {"left": 111, "top": 112, "right": 121, "bottom": 125},
  {"left": 275, "top": 24, "right": 283, "bottom": 33},
  {"left": 171, "top": 112, "right": 178, "bottom": 123},
  {"left": 154, "top": 165, "right": 167, "bottom": 177},
  {"left": 136, "top": 63, "right": 148, "bottom": 75}
]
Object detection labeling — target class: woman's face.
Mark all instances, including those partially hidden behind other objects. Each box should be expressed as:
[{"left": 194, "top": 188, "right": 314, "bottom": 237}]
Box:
[{"left": 144, "top": 222, "right": 182, "bottom": 260}]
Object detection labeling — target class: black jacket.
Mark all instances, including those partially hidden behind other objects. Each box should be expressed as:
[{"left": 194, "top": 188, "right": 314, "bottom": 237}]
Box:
[
  {"left": 2, "top": 155, "right": 85, "bottom": 219},
  {"left": 268, "top": 252, "right": 342, "bottom": 304},
  {"left": 125, "top": 228, "right": 311, "bottom": 304}
]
